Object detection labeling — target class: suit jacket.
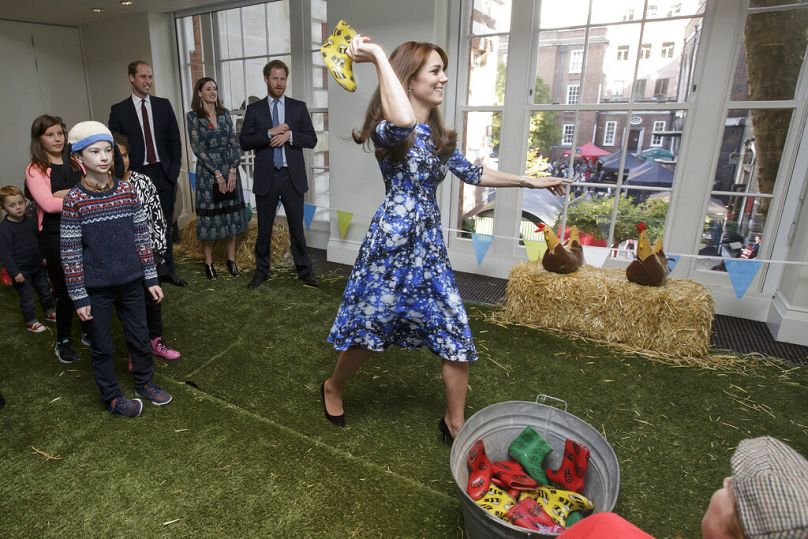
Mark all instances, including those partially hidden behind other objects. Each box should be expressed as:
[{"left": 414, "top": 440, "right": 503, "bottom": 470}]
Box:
[
  {"left": 239, "top": 96, "right": 317, "bottom": 196},
  {"left": 108, "top": 95, "right": 182, "bottom": 190}
]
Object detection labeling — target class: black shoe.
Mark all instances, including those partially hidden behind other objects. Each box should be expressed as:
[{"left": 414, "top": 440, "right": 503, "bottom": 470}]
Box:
[
  {"left": 300, "top": 274, "right": 320, "bottom": 287},
  {"left": 0, "top": 391, "right": 5, "bottom": 409},
  {"left": 55, "top": 338, "right": 80, "bottom": 364},
  {"left": 438, "top": 418, "right": 454, "bottom": 446},
  {"left": 161, "top": 273, "right": 188, "bottom": 287},
  {"left": 320, "top": 382, "right": 345, "bottom": 428},
  {"left": 226, "top": 259, "right": 242, "bottom": 277},
  {"left": 247, "top": 273, "right": 267, "bottom": 289},
  {"left": 205, "top": 264, "right": 217, "bottom": 280}
]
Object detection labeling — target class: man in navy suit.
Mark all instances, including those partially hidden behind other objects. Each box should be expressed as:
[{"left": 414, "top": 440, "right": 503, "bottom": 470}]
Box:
[
  {"left": 109, "top": 60, "right": 186, "bottom": 286},
  {"left": 240, "top": 59, "right": 318, "bottom": 289}
]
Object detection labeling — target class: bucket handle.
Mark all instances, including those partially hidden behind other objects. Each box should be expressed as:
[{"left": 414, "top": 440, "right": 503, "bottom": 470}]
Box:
[{"left": 535, "top": 394, "right": 568, "bottom": 412}]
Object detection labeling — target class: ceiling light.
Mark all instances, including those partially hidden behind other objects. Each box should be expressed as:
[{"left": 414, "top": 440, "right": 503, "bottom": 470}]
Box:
[
  {"left": 120, "top": 1, "right": 133, "bottom": 5},
  {"left": 92, "top": 7, "right": 104, "bottom": 13}
]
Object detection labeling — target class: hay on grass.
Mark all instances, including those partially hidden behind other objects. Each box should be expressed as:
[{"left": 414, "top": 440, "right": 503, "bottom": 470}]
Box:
[
  {"left": 497, "top": 262, "right": 713, "bottom": 359},
  {"left": 176, "top": 217, "right": 290, "bottom": 269}
]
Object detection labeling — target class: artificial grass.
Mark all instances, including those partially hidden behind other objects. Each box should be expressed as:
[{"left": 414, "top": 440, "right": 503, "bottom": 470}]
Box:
[{"left": 0, "top": 258, "right": 806, "bottom": 538}]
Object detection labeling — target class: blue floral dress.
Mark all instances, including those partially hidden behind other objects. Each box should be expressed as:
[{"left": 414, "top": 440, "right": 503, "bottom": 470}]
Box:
[{"left": 327, "top": 121, "right": 483, "bottom": 362}]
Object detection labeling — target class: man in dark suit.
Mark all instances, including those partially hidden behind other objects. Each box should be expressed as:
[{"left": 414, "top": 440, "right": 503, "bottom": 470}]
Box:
[
  {"left": 240, "top": 59, "right": 318, "bottom": 289},
  {"left": 109, "top": 60, "right": 186, "bottom": 286}
]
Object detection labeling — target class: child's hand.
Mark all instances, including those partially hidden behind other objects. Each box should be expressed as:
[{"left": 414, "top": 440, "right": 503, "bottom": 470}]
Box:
[
  {"left": 76, "top": 305, "right": 92, "bottom": 321},
  {"left": 148, "top": 285, "right": 164, "bottom": 304},
  {"left": 14, "top": 273, "right": 25, "bottom": 284}
]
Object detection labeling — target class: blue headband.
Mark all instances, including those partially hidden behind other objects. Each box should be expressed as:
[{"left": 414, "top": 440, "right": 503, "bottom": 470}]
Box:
[{"left": 71, "top": 133, "right": 114, "bottom": 153}]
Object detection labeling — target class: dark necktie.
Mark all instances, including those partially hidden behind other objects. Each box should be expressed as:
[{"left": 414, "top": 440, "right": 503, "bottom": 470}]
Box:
[
  {"left": 141, "top": 99, "right": 157, "bottom": 164},
  {"left": 272, "top": 99, "right": 283, "bottom": 169}
]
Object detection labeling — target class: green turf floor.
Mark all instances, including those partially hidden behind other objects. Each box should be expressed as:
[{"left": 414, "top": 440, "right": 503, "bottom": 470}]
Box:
[{"left": 1, "top": 259, "right": 806, "bottom": 538}]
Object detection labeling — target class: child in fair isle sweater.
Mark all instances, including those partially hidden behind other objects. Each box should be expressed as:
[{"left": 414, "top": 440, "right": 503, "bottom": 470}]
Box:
[{"left": 60, "top": 121, "right": 172, "bottom": 417}]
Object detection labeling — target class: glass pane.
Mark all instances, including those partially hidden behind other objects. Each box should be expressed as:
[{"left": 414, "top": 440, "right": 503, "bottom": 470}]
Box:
[
  {"left": 245, "top": 58, "right": 268, "bottom": 108},
  {"left": 697, "top": 195, "right": 768, "bottom": 272},
  {"left": 537, "top": 24, "right": 641, "bottom": 105},
  {"left": 467, "top": 34, "right": 509, "bottom": 106},
  {"left": 563, "top": 187, "right": 619, "bottom": 248},
  {"left": 539, "top": 0, "right": 589, "bottom": 28},
  {"left": 647, "top": 0, "right": 705, "bottom": 19},
  {"left": 471, "top": 0, "right": 512, "bottom": 34},
  {"left": 731, "top": 8, "right": 808, "bottom": 101},
  {"left": 525, "top": 111, "right": 565, "bottom": 175},
  {"left": 633, "top": 19, "right": 701, "bottom": 103},
  {"left": 611, "top": 190, "right": 672, "bottom": 260},
  {"left": 311, "top": 0, "right": 328, "bottom": 48},
  {"left": 268, "top": 0, "right": 291, "bottom": 55},
  {"left": 311, "top": 112, "right": 329, "bottom": 166},
  {"left": 217, "top": 8, "right": 243, "bottom": 59},
  {"left": 312, "top": 51, "right": 328, "bottom": 108},
  {"left": 313, "top": 170, "right": 330, "bottom": 220},
  {"left": 457, "top": 111, "right": 500, "bottom": 238},
  {"left": 750, "top": 0, "right": 808, "bottom": 7},
  {"left": 219, "top": 60, "right": 244, "bottom": 111},
  {"left": 242, "top": 4, "right": 267, "bottom": 57},
  {"left": 591, "top": 0, "right": 645, "bottom": 25}
]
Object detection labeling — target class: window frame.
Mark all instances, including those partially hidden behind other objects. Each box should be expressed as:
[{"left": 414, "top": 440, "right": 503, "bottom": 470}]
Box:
[
  {"left": 603, "top": 120, "right": 618, "bottom": 146},
  {"left": 566, "top": 84, "right": 580, "bottom": 104}
]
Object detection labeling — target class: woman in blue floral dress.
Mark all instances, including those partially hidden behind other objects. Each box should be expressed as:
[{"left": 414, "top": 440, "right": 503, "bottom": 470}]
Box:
[
  {"left": 322, "top": 36, "right": 567, "bottom": 440},
  {"left": 187, "top": 77, "right": 248, "bottom": 280}
]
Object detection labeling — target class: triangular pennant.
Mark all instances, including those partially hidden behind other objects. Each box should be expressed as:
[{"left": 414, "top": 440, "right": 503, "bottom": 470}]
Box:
[
  {"left": 472, "top": 233, "right": 494, "bottom": 265},
  {"left": 666, "top": 254, "right": 681, "bottom": 273},
  {"left": 582, "top": 245, "right": 610, "bottom": 268},
  {"left": 723, "top": 257, "right": 762, "bottom": 299},
  {"left": 188, "top": 171, "right": 196, "bottom": 192},
  {"left": 303, "top": 203, "right": 316, "bottom": 229},
  {"left": 524, "top": 240, "right": 545, "bottom": 262},
  {"left": 337, "top": 210, "right": 353, "bottom": 239}
]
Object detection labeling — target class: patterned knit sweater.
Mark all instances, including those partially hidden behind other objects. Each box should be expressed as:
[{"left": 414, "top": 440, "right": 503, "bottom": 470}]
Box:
[{"left": 60, "top": 179, "right": 158, "bottom": 308}]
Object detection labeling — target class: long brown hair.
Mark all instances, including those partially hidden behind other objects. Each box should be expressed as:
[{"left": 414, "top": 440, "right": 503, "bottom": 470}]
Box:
[
  {"left": 190, "top": 77, "right": 226, "bottom": 120},
  {"left": 29, "top": 114, "right": 66, "bottom": 173},
  {"left": 353, "top": 41, "right": 456, "bottom": 162}
]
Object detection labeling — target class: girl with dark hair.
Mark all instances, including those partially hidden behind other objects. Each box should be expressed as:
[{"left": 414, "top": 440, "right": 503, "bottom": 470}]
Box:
[
  {"left": 321, "top": 37, "right": 567, "bottom": 440},
  {"left": 24, "top": 114, "right": 88, "bottom": 363},
  {"left": 186, "top": 77, "right": 248, "bottom": 280}
]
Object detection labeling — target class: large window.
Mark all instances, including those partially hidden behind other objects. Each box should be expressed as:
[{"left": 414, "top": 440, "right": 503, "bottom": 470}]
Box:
[{"left": 176, "top": 0, "right": 328, "bottom": 218}]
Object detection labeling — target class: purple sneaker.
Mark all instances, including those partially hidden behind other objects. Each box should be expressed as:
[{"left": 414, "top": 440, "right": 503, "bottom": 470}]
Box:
[
  {"left": 109, "top": 397, "right": 143, "bottom": 418},
  {"left": 136, "top": 383, "right": 172, "bottom": 406}
]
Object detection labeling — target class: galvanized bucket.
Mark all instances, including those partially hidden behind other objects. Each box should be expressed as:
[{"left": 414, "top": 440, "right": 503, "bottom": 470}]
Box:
[{"left": 449, "top": 396, "right": 620, "bottom": 538}]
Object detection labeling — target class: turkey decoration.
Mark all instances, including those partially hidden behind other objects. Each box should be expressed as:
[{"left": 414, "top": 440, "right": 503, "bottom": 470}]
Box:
[
  {"left": 625, "top": 222, "right": 669, "bottom": 286},
  {"left": 536, "top": 224, "right": 584, "bottom": 274}
]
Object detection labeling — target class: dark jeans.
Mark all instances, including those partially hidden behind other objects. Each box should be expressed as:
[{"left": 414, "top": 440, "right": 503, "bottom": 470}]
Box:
[
  {"left": 12, "top": 267, "right": 54, "bottom": 324},
  {"left": 141, "top": 164, "right": 177, "bottom": 276},
  {"left": 144, "top": 287, "right": 162, "bottom": 339},
  {"left": 41, "top": 232, "right": 90, "bottom": 340},
  {"left": 254, "top": 167, "right": 313, "bottom": 278},
  {"left": 86, "top": 279, "right": 154, "bottom": 404}
]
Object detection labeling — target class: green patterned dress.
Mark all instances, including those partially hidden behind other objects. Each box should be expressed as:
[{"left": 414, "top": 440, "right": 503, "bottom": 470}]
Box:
[{"left": 186, "top": 110, "right": 248, "bottom": 240}]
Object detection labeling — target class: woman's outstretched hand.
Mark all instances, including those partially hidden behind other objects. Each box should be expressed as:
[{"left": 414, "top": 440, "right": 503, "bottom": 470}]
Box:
[
  {"left": 525, "top": 176, "right": 571, "bottom": 196},
  {"left": 347, "top": 34, "right": 383, "bottom": 64}
]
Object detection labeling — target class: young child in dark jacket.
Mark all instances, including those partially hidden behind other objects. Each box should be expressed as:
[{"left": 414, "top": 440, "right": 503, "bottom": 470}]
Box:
[
  {"left": 0, "top": 185, "right": 55, "bottom": 332},
  {"left": 60, "top": 121, "right": 172, "bottom": 418}
]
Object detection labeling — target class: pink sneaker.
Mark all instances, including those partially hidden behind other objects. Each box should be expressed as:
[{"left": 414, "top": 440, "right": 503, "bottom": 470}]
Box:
[{"left": 151, "top": 337, "right": 181, "bottom": 361}]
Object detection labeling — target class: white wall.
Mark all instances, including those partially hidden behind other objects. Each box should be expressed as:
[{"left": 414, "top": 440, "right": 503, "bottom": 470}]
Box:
[
  {"left": 0, "top": 20, "right": 90, "bottom": 187},
  {"left": 326, "top": 0, "right": 445, "bottom": 264}
]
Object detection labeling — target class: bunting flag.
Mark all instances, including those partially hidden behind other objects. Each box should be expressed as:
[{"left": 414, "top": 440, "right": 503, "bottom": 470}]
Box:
[
  {"left": 666, "top": 254, "right": 681, "bottom": 273},
  {"left": 524, "top": 240, "right": 544, "bottom": 262},
  {"left": 337, "top": 210, "right": 353, "bottom": 239},
  {"left": 472, "top": 233, "right": 494, "bottom": 265},
  {"left": 303, "top": 203, "right": 316, "bottom": 229},
  {"left": 188, "top": 171, "right": 196, "bottom": 192},
  {"left": 582, "top": 245, "right": 610, "bottom": 268},
  {"left": 723, "top": 257, "right": 762, "bottom": 299}
]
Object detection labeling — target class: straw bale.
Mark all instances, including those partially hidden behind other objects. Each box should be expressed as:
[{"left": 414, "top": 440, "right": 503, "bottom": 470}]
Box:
[
  {"left": 498, "top": 262, "right": 713, "bottom": 358},
  {"left": 176, "top": 217, "right": 290, "bottom": 269}
]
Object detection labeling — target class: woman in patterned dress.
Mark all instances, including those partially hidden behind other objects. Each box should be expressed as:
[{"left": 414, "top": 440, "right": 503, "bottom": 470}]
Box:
[
  {"left": 187, "top": 77, "right": 248, "bottom": 280},
  {"left": 321, "top": 36, "right": 567, "bottom": 439}
]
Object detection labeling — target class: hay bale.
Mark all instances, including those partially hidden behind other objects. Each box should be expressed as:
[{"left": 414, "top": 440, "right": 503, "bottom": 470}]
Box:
[
  {"left": 498, "top": 262, "right": 713, "bottom": 358},
  {"left": 176, "top": 217, "right": 290, "bottom": 269}
]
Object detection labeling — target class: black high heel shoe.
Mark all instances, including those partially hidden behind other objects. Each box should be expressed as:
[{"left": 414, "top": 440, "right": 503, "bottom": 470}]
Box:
[
  {"left": 204, "top": 264, "right": 217, "bottom": 280},
  {"left": 320, "top": 382, "right": 345, "bottom": 428},
  {"left": 438, "top": 418, "right": 454, "bottom": 446},
  {"left": 226, "top": 259, "right": 242, "bottom": 277}
]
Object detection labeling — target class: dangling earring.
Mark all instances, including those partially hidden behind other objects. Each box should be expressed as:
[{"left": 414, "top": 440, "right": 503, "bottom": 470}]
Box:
[{"left": 76, "top": 158, "right": 87, "bottom": 177}]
